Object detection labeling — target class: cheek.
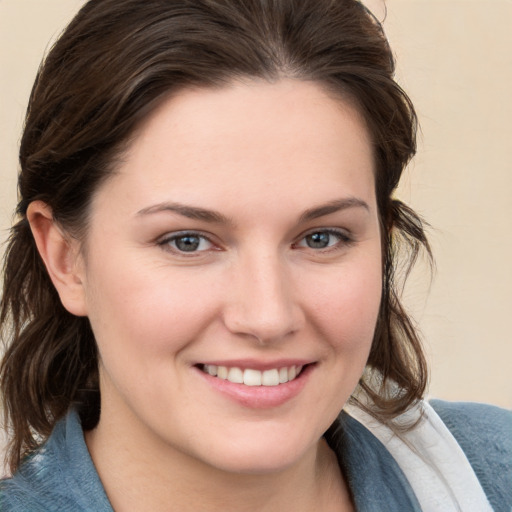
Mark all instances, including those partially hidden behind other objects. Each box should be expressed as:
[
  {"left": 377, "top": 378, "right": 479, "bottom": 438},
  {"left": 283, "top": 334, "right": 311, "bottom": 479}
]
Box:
[
  {"left": 83, "top": 255, "right": 220, "bottom": 360},
  {"left": 306, "top": 259, "right": 382, "bottom": 353}
]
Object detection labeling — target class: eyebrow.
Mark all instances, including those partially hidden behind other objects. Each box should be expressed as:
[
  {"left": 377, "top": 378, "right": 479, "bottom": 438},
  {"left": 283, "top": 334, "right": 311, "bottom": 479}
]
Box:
[
  {"left": 136, "top": 202, "right": 232, "bottom": 224},
  {"left": 298, "top": 197, "right": 370, "bottom": 223},
  {"left": 136, "top": 197, "right": 369, "bottom": 224}
]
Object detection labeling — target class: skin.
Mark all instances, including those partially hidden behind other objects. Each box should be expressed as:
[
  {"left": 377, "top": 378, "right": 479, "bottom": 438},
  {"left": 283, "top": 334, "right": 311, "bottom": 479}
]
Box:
[{"left": 29, "top": 79, "right": 382, "bottom": 511}]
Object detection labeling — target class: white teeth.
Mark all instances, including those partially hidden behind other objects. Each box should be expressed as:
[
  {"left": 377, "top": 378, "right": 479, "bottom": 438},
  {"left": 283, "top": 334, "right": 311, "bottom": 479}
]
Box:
[
  {"left": 243, "top": 369, "right": 262, "bottom": 386},
  {"left": 217, "top": 365, "right": 228, "bottom": 380},
  {"left": 261, "top": 369, "right": 280, "bottom": 386},
  {"left": 203, "top": 364, "right": 305, "bottom": 386},
  {"left": 227, "top": 367, "right": 244, "bottom": 384}
]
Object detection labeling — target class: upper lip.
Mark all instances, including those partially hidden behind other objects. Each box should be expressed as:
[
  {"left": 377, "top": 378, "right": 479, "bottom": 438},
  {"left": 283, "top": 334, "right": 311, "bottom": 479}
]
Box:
[{"left": 195, "top": 359, "right": 315, "bottom": 371}]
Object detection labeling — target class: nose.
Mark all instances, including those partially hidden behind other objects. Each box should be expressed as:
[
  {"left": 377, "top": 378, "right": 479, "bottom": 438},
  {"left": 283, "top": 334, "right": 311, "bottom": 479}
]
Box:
[{"left": 222, "top": 251, "right": 304, "bottom": 344}]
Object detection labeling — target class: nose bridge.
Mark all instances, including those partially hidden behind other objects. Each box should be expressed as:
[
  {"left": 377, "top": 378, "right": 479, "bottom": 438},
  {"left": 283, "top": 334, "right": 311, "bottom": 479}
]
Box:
[{"left": 224, "top": 247, "right": 302, "bottom": 343}]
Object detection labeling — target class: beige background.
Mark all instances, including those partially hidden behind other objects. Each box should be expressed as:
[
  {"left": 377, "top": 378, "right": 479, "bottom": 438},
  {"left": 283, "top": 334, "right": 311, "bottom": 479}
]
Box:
[{"left": 1, "top": 0, "right": 511, "bottom": 409}]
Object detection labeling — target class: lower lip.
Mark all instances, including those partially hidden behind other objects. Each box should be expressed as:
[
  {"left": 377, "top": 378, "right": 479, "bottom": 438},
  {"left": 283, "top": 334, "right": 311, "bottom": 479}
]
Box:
[{"left": 194, "top": 365, "right": 314, "bottom": 409}]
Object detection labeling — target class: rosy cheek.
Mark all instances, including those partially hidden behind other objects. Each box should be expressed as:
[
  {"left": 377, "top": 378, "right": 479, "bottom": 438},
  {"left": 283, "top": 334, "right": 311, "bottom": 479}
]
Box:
[{"left": 312, "top": 276, "right": 381, "bottom": 346}]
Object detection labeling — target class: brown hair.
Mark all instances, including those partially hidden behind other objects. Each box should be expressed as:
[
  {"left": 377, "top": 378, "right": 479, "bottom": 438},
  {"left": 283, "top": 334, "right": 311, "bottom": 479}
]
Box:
[{"left": 1, "top": 0, "right": 430, "bottom": 473}]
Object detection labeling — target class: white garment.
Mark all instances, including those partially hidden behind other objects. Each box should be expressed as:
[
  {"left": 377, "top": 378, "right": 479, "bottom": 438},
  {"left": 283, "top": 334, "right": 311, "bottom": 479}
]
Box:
[{"left": 345, "top": 400, "right": 493, "bottom": 512}]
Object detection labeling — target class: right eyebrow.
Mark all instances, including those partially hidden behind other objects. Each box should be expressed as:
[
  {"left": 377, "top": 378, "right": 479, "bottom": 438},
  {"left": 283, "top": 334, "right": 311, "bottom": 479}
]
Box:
[{"left": 135, "top": 201, "right": 233, "bottom": 225}]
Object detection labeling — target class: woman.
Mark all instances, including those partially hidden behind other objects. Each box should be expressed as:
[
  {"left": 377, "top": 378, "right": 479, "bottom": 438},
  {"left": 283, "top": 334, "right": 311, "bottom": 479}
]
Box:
[{"left": 0, "top": 0, "right": 510, "bottom": 510}]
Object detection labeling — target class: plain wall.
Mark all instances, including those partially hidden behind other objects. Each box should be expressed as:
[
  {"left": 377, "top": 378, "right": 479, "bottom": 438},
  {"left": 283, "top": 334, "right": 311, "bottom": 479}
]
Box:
[{"left": 1, "top": 0, "right": 511, "bottom": 414}]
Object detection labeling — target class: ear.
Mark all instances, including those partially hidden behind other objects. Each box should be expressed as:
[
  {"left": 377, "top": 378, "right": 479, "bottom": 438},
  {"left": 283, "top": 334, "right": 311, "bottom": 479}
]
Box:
[{"left": 27, "top": 201, "right": 88, "bottom": 316}]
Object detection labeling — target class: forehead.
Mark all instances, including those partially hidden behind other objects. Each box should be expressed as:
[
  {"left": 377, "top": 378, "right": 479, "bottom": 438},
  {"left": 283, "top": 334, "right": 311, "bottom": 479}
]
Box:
[{"left": 95, "top": 79, "right": 376, "bottom": 217}]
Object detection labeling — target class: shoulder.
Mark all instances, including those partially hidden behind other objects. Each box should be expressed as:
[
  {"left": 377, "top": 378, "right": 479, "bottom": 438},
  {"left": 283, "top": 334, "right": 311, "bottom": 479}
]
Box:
[
  {"left": 430, "top": 399, "right": 512, "bottom": 512},
  {"left": 0, "top": 447, "right": 62, "bottom": 511},
  {"left": 430, "top": 399, "right": 512, "bottom": 454},
  {"left": 0, "top": 441, "right": 69, "bottom": 511},
  {"left": 430, "top": 398, "right": 512, "bottom": 431},
  {"left": 0, "top": 410, "right": 112, "bottom": 511}
]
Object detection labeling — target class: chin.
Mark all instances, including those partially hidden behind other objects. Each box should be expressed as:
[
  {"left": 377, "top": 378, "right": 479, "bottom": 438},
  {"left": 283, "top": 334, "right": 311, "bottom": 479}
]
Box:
[
  {"left": 206, "top": 451, "right": 304, "bottom": 475},
  {"left": 196, "top": 430, "right": 319, "bottom": 475}
]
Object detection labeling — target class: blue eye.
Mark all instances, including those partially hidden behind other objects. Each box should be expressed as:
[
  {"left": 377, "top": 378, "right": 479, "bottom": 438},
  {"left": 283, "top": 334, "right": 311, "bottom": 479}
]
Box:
[
  {"left": 297, "top": 229, "right": 351, "bottom": 250},
  {"left": 161, "top": 233, "right": 213, "bottom": 253}
]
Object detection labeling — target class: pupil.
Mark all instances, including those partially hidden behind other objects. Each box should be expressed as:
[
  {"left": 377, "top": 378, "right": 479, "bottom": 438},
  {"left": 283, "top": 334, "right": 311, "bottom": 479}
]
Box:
[
  {"left": 176, "top": 236, "right": 200, "bottom": 252},
  {"left": 307, "top": 232, "right": 329, "bottom": 248}
]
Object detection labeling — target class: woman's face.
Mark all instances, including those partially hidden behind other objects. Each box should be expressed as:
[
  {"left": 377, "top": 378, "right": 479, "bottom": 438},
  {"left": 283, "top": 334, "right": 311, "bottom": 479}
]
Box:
[{"left": 77, "top": 79, "right": 382, "bottom": 473}]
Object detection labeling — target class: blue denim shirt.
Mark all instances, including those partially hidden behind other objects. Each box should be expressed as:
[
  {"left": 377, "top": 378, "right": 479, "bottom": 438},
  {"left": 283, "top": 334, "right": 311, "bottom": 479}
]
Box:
[{"left": 1, "top": 401, "right": 511, "bottom": 511}]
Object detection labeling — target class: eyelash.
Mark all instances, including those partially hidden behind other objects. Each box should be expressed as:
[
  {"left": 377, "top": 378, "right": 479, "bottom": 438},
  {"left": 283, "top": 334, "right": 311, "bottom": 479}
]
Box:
[{"left": 157, "top": 228, "right": 354, "bottom": 255}]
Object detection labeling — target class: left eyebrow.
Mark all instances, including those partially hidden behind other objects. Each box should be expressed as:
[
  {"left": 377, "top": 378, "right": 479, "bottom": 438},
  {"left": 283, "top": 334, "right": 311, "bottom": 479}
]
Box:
[{"left": 299, "top": 197, "right": 370, "bottom": 223}]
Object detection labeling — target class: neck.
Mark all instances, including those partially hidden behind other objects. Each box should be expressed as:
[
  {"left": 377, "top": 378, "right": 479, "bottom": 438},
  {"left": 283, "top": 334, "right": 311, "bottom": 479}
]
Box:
[{"left": 85, "top": 410, "right": 352, "bottom": 512}]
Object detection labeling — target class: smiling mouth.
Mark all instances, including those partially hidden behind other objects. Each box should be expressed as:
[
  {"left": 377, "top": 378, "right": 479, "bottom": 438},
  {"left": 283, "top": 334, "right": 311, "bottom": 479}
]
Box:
[{"left": 198, "top": 364, "right": 306, "bottom": 387}]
